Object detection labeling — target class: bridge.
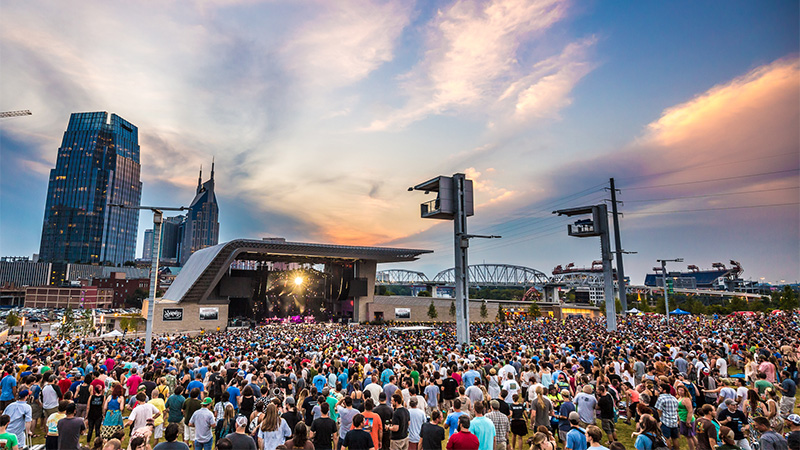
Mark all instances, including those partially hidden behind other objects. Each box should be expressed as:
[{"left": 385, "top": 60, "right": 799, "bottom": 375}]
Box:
[
  {"left": 377, "top": 264, "right": 549, "bottom": 288},
  {"left": 375, "top": 269, "right": 429, "bottom": 285}
]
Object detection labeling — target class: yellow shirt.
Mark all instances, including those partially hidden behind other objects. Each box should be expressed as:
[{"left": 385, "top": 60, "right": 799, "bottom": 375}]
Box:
[{"left": 148, "top": 398, "right": 166, "bottom": 427}]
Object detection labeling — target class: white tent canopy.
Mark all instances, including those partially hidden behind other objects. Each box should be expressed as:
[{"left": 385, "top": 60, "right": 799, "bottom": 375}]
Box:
[
  {"left": 388, "top": 326, "right": 435, "bottom": 332},
  {"left": 101, "top": 329, "right": 123, "bottom": 338},
  {"left": 626, "top": 308, "right": 642, "bottom": 313}
]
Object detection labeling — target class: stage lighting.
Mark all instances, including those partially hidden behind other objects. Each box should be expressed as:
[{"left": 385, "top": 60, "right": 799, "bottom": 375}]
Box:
[{"left": 294, "top": 276, "right": 304, "bottom": 286}]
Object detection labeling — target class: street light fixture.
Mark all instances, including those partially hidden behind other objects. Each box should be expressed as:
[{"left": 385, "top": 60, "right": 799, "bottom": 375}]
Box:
[{"left": 656, "top": 258, "right": 683, "bottom": 323}]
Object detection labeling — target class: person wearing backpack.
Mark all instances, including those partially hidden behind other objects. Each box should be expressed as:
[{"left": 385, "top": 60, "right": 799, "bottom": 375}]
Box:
[{"left": 635, "top": 414, "right": 670, "bottom": 450}]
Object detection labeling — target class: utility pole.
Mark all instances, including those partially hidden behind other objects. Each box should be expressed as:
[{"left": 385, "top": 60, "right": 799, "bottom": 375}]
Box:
[
  {"left": 608, "top": 178, "right": 628, "bottom": 312},
  {"left": 657, "top": 258, "right": 683, "bottom": 324},
  {"left": 109, "top": 204, "right": 186, "bottom": 354}
]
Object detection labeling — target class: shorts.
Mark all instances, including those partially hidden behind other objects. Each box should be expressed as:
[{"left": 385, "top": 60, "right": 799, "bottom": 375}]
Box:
[
  {"left": 183, "top": 418, "right": 196, "bottom": 441},
  {"left": 601, "top": 418, "right": 616, "bottom": 436},
  {"left": 31, "top": 403, "right": 44, "bottom": 420},
  {"left": 511, "top": 419, "right": 528, "bottom": 436},
  {"left": 679, "top": 421, "right": 696, "bottom": 437},
  {"left": 661, "top": 424, "right": 679, "bottom": 440},
  {"left": 153, "top": 423, "right": 164, "bottom": 439}
]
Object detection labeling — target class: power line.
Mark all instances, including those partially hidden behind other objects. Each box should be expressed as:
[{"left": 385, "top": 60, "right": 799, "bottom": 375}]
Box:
[
  {"left": 625, "top": 186, "right": 799, "bottom": 203},
  {"left": 624, "top": 168, "right": 800, "bottom": 191},
  {"left": 625, "top": 202, "right": 799, "bottom": 216},
  {"left": 618, "top": 151, "right": 798, "bottom": 182}
]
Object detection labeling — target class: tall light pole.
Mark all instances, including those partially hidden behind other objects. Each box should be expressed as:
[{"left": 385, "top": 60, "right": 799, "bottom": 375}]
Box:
[
  {"left": 657, "top": 258, "right": 683, "bottom": 323},
  {"left": 409, "top": 174, "right": 499, "bottom": 344},
  {"left": 108, "top": 204, "right": 186, "bottom": 354},
  {"left": 554, "top": 204, "right": 617, "bottom": 331}
]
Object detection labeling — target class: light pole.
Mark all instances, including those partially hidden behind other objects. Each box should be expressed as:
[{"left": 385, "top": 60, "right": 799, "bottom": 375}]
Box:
[
  {"left": 657, "top": 258, "right": 683, "bottom": 323},
  {"left": 554, "top": 204, "right": 617, "bottom": 331},
  {"left": 409, "top": 174, "right": 499, "bottom": 344},
  {"left": 108, "top": 204, "right": 186, "bottom": 355}
]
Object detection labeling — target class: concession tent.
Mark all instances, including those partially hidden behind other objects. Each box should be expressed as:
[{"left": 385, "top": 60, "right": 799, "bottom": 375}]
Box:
[{"left": 670, "top": 308, "right": 691, "bottom": 315}]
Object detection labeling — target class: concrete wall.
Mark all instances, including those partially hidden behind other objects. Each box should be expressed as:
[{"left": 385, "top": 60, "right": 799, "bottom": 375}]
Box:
[
  {"left": 146, "top": 300, "right": 229, "bottom": 334},
  {"left": 367, "top": 296, "right": 506, "bottom": 322}
]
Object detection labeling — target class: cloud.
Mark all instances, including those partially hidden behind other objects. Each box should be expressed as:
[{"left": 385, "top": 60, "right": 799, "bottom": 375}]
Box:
[
  {"left": 367, "top": 0, "right": 596, "bottom": 130},
  {"left": 281, "top": 0, "right": 415, "bottom": 88}
]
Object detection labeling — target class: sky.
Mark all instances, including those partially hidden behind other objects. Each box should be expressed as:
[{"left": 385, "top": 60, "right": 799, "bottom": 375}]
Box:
[{"left": 0, "top": 0, "right": 798, "bottom": 285}]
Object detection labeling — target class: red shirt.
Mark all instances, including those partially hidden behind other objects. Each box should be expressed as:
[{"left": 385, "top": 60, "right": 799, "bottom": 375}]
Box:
[
  {"left": 446, "top": 431, "right": 480, "bottom": 450},
  {"left": 58, "top": 378, "right": 72, "bottom": 395}
]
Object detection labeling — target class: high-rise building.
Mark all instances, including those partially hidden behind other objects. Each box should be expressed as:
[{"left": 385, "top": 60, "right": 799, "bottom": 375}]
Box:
[
  {"left": 39, "top": 112, "right": 142, "bottom": 265},
  {"left": 142, "top": 229, "right": 154, "bottom": 260},
  {"left": 180, "top": 163, "right": 220, "bottom": 265}
]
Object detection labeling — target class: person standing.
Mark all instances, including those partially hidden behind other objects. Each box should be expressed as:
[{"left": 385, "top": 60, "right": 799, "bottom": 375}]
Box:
[
  {"left": 57, "top": 402, "right": 87, "bottom": 450},
  {"left": 694, "top": 405, "right": 718, "bottom": 450},
  {"left": 775, "top": 370, "right": 797, "bottom": 419},
  {"left": 469, "top": 402, "right": 496, "bottom": 450},
  {"left": 86, "top": 385, "right": 105, "bottom": 444},
  {"left": 337, "top": 396, "right": 359, "bottom": 450},
  {"left": 343, "top": 414, "right": 375, "bottom": 450},
  {"left": 487, "top": 399, "right": 511, "bottom": 450},
  {"left": 188, "top": 398, "right": 216, "bottom": 450},
  {"left": 223, "top": 416, "right": 256, "bottom": 450},
  {"left": 753, "top": 417, "right": 787, "bottom": 450},
  {"left": 165, "top": 386, "right": 186, "bottom": 438},
  {"left": 0, "top": 367, "right": 18, "bottom": 412},
  {"left": 153, "top": 423, "right": 191, "bottom": 450},
  {"left": 783, "top": 414, "right": 799, "bottom": 450},
  {"left": 373, "top": 393, "right": 394, "bottom": 450},
  {"left": 565, "top": 412, "right": 587, "bottom": 450},
  {"left": 557, "top": 390, "right": 577, "bottom": 445},
  {"left": 407, "top": 398, "right": 426, "bottom": 450},
  {"left": 360, "top": 399, "right": 383, "bottom": 450},
  {"left": 718, "top": 399, "right": 750, "bottom": 450},
  {"left": 3, "top": 390, "right": 31, "bottom": 449},
  {"left": 182, "top": 388, "right": 202, "bottom": 444},
  {"left": 0, "top": 414, "right": 19, "bottom": 450},
  {"left": 586, "top": 425, "right": 609, "bottom": 450},
  {"left": 596, "top": 385, "right": 617, "bottom": 444},
  {"left": 445, "top": 416, "right": 479, "bottom": 450},
  {"left": 310, "top": 402, "right": 338, "bottom": 450},
  {"left": 654, "top": 383, "right": 680, "bottom": 450},
  {"left": 573, "top": 386, "right": 597, "bottom": 430},
  {"left": 419, "top": 410, "right": 445, "bottom": 450},
  {"left": 386, "top": 394, "right": 410, "bottom": 450}
]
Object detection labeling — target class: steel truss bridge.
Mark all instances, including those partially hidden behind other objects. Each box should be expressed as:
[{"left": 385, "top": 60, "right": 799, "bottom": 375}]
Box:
[{"left": 377, "top": 264, "right": 549, "bottom": 288}]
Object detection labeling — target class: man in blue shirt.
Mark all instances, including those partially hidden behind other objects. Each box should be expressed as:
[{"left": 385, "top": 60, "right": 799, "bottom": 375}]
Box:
[
  {"left": 0, "top": 368, "right": 17, "bottom": 412},
  {"left": 187, "top": 374, "right": 205, "bottom": 396},
  {"left": 313, "top": 372, "right": 327, "bottom": 393},
  {"left": 462, "top": 365, "right": 481, "bottom": 389},
  {"left": 444, "top": 398, "right": 465, "bottom": 437},
  {"left": 558, "top": 390, "right": 577, "bottom": 443},
  {"left": 469, "top": 402, "right": 496, "bottom": 450},
  {"left": 566, "top": 412, "right": 587, "bottom": 450}
]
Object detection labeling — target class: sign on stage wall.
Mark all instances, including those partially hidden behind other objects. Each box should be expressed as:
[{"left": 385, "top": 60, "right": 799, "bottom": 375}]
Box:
[
  {"left": 163, "top": 308, "right": 183, "bottom": 321},
  {"left": 199, "top": 307, "right": 219, "bottom": 321},
  {"left": 395, "top": 308, "right": 411, "bottom": 319}
]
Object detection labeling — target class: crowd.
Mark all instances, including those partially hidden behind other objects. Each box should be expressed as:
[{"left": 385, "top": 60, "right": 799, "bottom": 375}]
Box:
[{"left": 0, "top": 311, "right": 798, "bottom": 450}]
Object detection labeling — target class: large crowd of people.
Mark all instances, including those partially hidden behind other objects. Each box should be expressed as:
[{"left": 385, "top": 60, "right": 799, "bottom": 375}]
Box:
[{"left": 0, "top": 311, "right": 798, "bottom": 450}]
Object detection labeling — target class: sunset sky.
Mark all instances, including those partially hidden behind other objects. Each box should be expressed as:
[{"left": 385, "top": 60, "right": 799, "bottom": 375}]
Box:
[{"left": 1, "top": 0, "right": 798, "bottom": 284}]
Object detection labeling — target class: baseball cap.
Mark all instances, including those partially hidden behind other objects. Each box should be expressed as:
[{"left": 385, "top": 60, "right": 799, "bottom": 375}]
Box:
[
  {"left": 560, "top": 389, "right": 570, "bottom": 397},
  {"left": 787, "top": 414, "right": 800, "bottom": 425},
  {"left": 568, "top": 411, "right": 580, "bottom": 422},
  {"left": 285, "top": 397, "right": 295, "bottom": 406},
  {"left": 202, "top": 397, "right": 213, "bottom": 405},
  {"left": 18, "top": 389, "right": 29, "bottom": 398},
  {"left": 236, "top": 415, "right": 249, "bottom": 428}
]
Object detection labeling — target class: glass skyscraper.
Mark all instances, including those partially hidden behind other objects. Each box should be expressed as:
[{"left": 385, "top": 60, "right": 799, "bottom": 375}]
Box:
[{"left": 39, "top": 112, "right": 142, "bottom": 265}]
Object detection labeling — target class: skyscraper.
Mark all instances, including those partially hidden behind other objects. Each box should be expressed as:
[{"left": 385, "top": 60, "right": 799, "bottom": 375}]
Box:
[
  {"left": 180, "top": 162, "right": 220, "bottom": 265},
  {"left": 39, "top": 112, "right": 142, "bottom": 265}
]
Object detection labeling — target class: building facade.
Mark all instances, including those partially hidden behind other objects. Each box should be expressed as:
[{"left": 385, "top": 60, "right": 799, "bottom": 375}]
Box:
[
  {"left": 91, "top": 272, "right": 149, "bottom": 308},
  {"left": 25, "top": 285, "right": 114, "bottom": 309},
  {"left": 39, "top": 112, "right": 142, "bottom": 265}
]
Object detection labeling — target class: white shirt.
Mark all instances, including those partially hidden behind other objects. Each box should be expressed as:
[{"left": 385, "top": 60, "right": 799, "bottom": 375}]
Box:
[
  {"left": 715, "top": 358, "right": 728, "bottom": 377},
  {"left": 502, "top": 379, "right": 520, "bottom": 403},
  {"left": 128, "top": 403, "right": 158, "bottom": 430}
]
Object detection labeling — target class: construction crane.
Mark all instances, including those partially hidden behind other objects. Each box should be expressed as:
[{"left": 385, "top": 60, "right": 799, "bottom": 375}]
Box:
[{"left": 0, "top": 110, "right": 32, "bottom": 118}]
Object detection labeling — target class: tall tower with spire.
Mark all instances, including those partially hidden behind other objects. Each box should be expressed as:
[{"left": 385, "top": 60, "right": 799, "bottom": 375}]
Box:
[{"left": 180, "top": 159, "right": 220, "bottom": 265}]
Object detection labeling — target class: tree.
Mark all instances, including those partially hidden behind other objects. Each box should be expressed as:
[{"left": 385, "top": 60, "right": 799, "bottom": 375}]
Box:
[
  {"left": 779, "top": 286, "right": 799, "bottom": 311},
  {"left": 59, "top": 307, "right": 76, "bottom": 339},
  {"left": 427, "top": 300, "right": 438, "bottom": 320},
  {"left": 527, "top": 302, "right": 541, "bottom": 318},
  {"left": 480, "top": 302, "right": 488, "bottom": 319},
  {"left": 449, "top": 301, "right": 456, "bottom": 318},
  {"left": 417, "top": 290, "right": 432, "bottom": 297},
  {"left": 5, "top": 311, "right": 20, "bottom": 329},
  {"left": 496, "top": 304, "right": 506, "bottom": 322},
  {"left": 125, "top": 288, "right": 148, "bottom": 308}
]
